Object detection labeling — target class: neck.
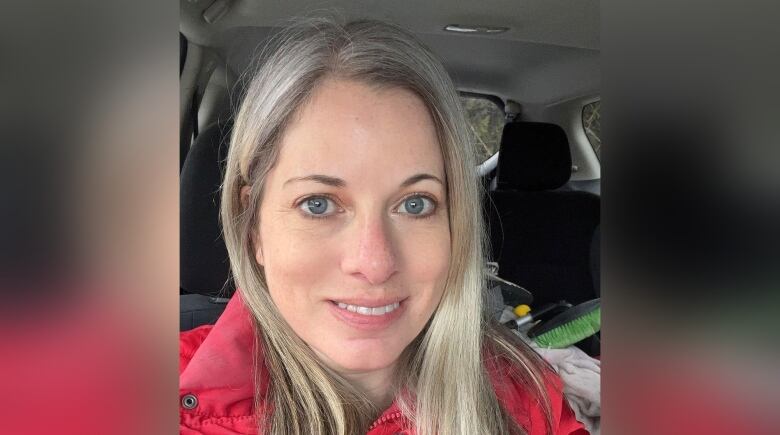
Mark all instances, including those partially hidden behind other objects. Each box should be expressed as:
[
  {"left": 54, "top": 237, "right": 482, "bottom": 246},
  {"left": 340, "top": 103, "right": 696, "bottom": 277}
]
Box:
[
  {"left": 311, "top": 349, "right": 398, "bottom": 410},
  {"left": 339, "top": 365, "right": 396, "bottom": 410}
]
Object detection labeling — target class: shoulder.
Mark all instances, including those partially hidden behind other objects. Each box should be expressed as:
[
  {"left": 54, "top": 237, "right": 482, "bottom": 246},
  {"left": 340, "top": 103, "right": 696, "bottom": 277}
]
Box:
[
  {"left": 487, "top": 352, "right": 588, "bottom": 435},
  {"left": 179, "top": 293, "right": 267, "bottom": 433}
]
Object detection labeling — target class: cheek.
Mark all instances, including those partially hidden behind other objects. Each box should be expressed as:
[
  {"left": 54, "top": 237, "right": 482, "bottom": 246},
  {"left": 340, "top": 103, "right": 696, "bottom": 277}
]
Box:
[
  {"left": 399, "top": 225, "right": 451, "bottom": 309},
  {"left": 259, "top": 219, "right": 341, "bottom": 307}
]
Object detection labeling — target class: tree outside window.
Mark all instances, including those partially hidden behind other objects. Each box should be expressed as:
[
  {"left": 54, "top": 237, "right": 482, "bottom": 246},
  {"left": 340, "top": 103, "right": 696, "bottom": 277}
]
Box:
[
  {"left": 583, "top": 101, "right": 601, "bottom": 159},
  {"left": 461, "top": 95, "right": 504, "bottom": 162}
]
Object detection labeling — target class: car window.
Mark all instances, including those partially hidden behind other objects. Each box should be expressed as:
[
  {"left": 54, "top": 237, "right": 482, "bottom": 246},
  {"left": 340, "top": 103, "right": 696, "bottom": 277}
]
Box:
[
  {"left": 460, "top": 95, "right": 504, "bottom": 162},
  {"left": 583, "top": 100, "right": 601, "bottom": 159}
]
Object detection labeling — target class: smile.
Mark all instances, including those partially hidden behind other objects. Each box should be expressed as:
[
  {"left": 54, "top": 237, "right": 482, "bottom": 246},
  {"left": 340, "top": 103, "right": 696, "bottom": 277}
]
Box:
[
  {"left": 334, "top": 301, "right": 400, "bottom": 316},
  {"left": 328, "top": 298, "right": 406, "bottom": 331}
]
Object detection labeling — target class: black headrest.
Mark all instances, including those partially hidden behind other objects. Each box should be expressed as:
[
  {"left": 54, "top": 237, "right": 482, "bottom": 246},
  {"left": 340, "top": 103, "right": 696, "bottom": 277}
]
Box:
[
  {"left": 496, "top": 122, "right": 572, "bottom": 191},
  {"left": 180, "top": 121, "right": 234, "bottom": 296}
]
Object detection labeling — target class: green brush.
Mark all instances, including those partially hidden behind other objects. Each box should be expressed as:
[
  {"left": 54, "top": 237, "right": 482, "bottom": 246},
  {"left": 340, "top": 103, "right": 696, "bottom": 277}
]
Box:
[{"left": 528, "top": 298, "right": 601, "bottom": 348}]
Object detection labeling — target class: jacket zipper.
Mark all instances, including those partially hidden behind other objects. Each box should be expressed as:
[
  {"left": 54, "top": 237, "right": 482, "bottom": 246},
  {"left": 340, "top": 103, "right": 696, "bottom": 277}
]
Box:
[{"left": 367, "top": 410, "right": 404, "bottom": 432}]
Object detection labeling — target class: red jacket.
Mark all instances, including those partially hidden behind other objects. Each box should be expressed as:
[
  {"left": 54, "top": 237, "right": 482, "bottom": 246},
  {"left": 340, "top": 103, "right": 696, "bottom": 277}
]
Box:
[{"left": 180, "top": 293, "right": 587, "bottom": 434}]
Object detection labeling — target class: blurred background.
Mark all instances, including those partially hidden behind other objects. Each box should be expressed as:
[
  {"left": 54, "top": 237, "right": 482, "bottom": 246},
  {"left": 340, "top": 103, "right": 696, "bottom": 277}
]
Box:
[
  {"left": 0, "top": 1, "right": 178, "bottom": 434},
  {"left": 605, "top": 1, "right": 780, "bottom": 433},
  {"left": 1, "top": 0, "right": 778, "bottom": 434}
]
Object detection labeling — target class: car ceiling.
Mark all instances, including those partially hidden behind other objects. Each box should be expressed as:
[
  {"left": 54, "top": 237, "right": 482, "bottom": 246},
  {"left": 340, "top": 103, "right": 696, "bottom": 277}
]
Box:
[{"left": 181, "top": 0, "right": 600, "bottom": 106}]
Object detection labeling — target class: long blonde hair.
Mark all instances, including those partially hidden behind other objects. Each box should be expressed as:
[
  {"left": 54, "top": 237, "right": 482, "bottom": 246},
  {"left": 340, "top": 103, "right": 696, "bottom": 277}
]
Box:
[{"left": 220, "top": 17, "right": 554, "bottom": 435}]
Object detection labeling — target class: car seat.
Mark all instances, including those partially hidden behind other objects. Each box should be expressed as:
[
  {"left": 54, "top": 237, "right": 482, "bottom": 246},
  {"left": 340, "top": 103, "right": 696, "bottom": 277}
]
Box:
[
  {"left": 485, "top": 121, "right": 600, "bottom": 308},
  {"left": 180, "top": 120, "right": 234, "bottom": 330}
]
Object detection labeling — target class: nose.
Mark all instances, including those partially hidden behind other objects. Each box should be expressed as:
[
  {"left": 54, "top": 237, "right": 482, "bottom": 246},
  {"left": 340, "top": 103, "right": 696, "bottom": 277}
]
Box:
[{"left": 341, "top": 213, "right": 398, "bottom": 286}]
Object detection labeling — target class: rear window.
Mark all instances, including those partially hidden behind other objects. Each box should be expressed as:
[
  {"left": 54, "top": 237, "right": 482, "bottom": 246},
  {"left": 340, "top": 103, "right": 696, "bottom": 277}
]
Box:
[
  {"left": 582, "top": 100, "right": 601, "bottom": 159},
  {"left": 460, "top": 95, "right": 504, "bottom": 162}
]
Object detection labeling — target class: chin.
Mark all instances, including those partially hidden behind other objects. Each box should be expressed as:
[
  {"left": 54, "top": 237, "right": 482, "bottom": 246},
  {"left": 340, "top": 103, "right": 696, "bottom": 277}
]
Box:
[
  {"left": 335, "top": 357, "right": 397, "bottom": 373},
  {"left": 325, "top": 340, "right": 403, "bottom": 373}
]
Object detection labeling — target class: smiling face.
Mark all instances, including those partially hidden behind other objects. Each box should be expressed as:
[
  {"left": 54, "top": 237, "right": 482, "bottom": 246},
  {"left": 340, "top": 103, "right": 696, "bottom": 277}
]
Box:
[{"left": 252, "top": 78, "right": 451, "bottom": 375}]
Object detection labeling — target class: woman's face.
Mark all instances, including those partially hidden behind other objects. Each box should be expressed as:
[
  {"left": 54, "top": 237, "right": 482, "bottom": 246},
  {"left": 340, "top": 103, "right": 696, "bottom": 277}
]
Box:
[{"left": 253, "top": 79, "right": 451, "bottom": 374}]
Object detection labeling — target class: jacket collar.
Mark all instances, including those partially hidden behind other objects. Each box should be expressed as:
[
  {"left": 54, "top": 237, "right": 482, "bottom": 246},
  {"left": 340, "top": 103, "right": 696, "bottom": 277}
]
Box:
[{"left": 180, "top": 291, "right": 262, "bottom": 395}]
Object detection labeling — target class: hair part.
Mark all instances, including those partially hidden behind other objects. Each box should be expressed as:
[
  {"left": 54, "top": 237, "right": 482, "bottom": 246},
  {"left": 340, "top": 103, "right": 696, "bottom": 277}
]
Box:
[{"left": 221, "top": 16, "right": 554, "bottom": 435}]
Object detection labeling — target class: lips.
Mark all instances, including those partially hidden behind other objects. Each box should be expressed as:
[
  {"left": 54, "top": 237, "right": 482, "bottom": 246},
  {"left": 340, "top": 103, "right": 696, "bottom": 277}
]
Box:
[
  {"left": 335, "top": 301, "right": 400, "bottom": 315},
  {"left": 328, "top": 298, "right": 406, "bottom": 331}
]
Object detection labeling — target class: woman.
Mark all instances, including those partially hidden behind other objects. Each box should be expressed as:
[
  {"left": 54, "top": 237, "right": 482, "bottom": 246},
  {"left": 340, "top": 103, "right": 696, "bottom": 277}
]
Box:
[{"left": 180, "top": 17, "right": 586, "bottom": 435}]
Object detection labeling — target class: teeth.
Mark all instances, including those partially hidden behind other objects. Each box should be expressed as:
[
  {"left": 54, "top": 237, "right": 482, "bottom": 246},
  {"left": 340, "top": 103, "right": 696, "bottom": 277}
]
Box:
[{"left": 335, "top": 301, "right": 401, "bottom": 316}]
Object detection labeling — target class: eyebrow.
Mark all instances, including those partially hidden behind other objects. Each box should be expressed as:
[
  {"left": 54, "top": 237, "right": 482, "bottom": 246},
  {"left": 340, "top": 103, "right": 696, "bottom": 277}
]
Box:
[
  {"left": 399, "top": 173, "right": 443, "bottom": 188},
  {"left": 283, "top": 173, "right": 443, "bottom": 188},
  {"left": 284, "top": 174, "right": 345, "bottom": 188}
]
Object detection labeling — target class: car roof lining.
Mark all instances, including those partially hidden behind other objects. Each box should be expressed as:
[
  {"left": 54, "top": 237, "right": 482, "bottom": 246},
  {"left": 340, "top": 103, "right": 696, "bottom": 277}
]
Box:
[{"left": 181, "top": 0, "right": 600, "bottom": 107}]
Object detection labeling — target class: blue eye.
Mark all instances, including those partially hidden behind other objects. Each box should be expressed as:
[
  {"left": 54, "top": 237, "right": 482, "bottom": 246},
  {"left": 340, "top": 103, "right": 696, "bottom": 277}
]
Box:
[
  {"left": 398, "top": 195, "right": 435, "bottom": 216},
  {"left": 299, "top": 196, "right": 336, "bottom": 217}
]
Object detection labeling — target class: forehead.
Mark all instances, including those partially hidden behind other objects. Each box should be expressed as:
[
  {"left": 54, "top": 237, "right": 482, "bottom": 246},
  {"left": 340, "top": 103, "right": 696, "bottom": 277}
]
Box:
[{"left": 272, "top": 79, "right": 444, "bottom": 183}]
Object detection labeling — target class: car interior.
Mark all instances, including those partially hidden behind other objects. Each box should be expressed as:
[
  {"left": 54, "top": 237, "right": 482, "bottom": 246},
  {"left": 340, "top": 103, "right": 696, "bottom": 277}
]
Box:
[{"left": 179, "top": 0, "right": 601, "bottom": 355}]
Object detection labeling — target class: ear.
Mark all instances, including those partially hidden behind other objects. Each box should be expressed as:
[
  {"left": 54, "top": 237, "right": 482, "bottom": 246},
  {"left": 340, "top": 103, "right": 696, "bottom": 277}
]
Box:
[
  {"left": 240, "top": 185, "right": 251, "bottom": 211},
  {"left": 241, "top": 185, "right": 264, "bottom": 266}
]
